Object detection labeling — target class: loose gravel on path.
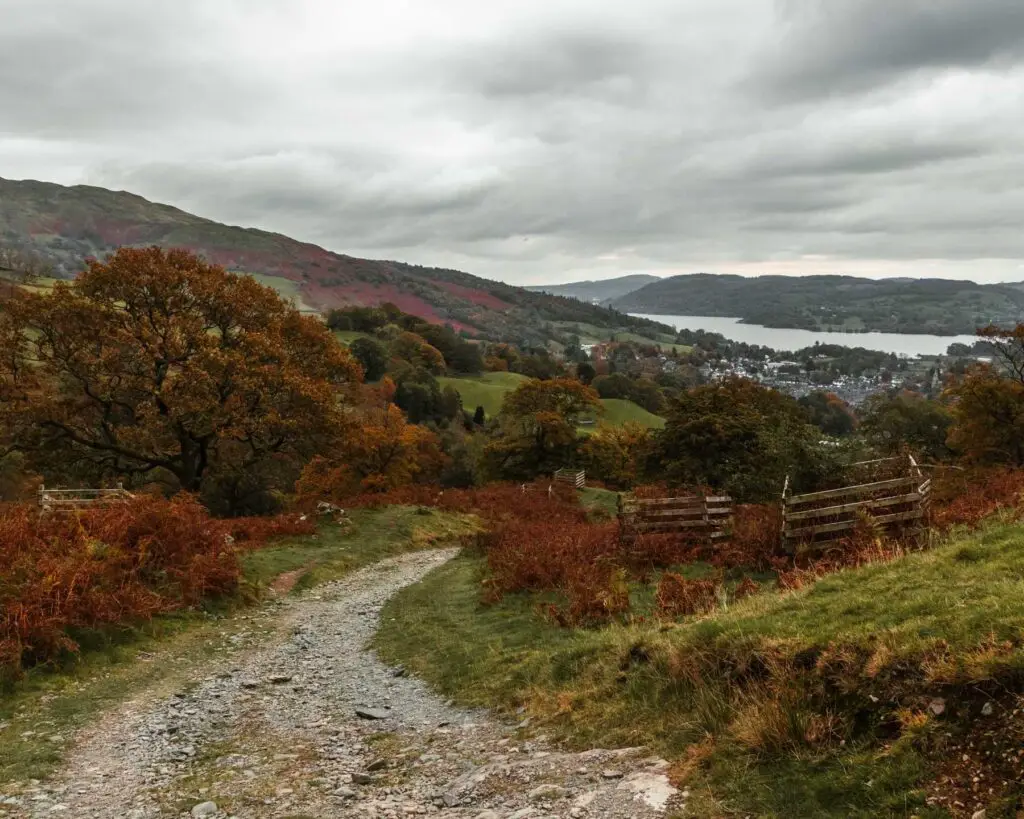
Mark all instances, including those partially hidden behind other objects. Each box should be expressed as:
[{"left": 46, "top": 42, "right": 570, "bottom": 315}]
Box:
[{"left": 0, "top": 549, "right": 685, "bottom": 818}]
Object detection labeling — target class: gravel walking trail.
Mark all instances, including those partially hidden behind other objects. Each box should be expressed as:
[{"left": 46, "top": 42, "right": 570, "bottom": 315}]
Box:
[{"left": 2, "top": 549, "right": 685, "bottom": 818}]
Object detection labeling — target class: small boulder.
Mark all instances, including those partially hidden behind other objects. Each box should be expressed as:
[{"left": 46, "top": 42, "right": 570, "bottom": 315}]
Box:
[
  {"left": 191, "top": 802, "right": 218, "bottom": 818},
  {"left": 528, "top": 784, "right": 569, "bottom": 801}
]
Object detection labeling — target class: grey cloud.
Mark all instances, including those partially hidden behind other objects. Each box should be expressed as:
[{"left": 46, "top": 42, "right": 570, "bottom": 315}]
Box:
[
  {"left": 760, "top": 0, "right": 1024, "bottom": 99},
  {"left": 2, "top": 0, "right": 1024, "bottom": 284}
]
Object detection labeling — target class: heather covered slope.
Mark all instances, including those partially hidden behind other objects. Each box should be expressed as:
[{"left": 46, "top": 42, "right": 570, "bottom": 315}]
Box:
[{"left": 0, "top": 177, "right": 671, "bottom": 345}]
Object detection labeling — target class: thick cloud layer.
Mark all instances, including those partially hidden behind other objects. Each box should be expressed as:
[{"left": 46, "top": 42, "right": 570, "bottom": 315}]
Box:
[{"left": 2, "top": 0, "right": 1023, "bottom": 284}]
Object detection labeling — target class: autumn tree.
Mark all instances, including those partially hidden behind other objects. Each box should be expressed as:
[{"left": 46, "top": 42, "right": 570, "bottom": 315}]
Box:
[
  {"left": 391, "top": 331, "right": 446, "bottom": 374},
  {"left": 296, "top": 403, "right": 445, "bottom": 497},
  {"left": 651, "top": 378, "right": 835, "bottom": 502},
  {"left": 799, "top": 391, "right": 857, "bottom": 437},
  {"left": 859, "top": 390, "right": 953, "bottom": 462},
  {"left": 947, "top": 366, "right": 1024, "bottom": 466},
  {"left": 484, "top": 377, "right": 601, "bottom": 479},
  {"left": 580, "top": 421, "right": 653, "bottom": 489},
  {"left": 349, "top": 336, "right": 389, "bottom": 381},
  {"left": 0, "top": 247, "right": 361, "bottom": 503}
]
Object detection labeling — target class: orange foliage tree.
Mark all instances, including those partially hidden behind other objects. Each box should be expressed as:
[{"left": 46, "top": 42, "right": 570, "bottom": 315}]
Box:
[
  {"left": 390, "top": 331, "right": 446, "bottom": 374},
  {"left": 579, "top": 421, "right": 653, "bottom": 488},
  {"left": 0, "top": 247, "right": 362, "bottom": 499},
  {"left": 947, "top": 366, "right": 1024, "bottom": 466},
  {"left": 484, "top": 377, "right": 601, "bottom": 480},
  {"left": 296, "top": 403, "right": 445, "bottom": 498}
]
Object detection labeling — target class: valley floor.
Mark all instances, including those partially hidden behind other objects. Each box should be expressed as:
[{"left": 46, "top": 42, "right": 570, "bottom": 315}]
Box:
[{"left": 0, "top": 550, "right": 683, "bottom": 819}]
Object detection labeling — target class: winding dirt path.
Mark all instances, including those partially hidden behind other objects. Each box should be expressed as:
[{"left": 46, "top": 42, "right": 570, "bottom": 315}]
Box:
[{"left": 4, "top": 550, "right": 685, "bottom": 818}]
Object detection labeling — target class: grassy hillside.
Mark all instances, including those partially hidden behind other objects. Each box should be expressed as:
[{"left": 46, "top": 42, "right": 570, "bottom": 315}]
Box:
[
  {"left": 377, "top": 516, "right": 1024, "bottom": 817},
  {"left": 438, "top": 373, "right": 664, "bottom": 428},
  {"left": 437, "top": 372, "right": 531, "bottom": 417},
  {"left": 0, "top": 177, "right": 675, "bottom": 347},
  {"left": 612, "top": 272, "right": 1024, "bottom": 335},
  {"left": 592, "top": 398, "right": 665, "bottom": 429}
]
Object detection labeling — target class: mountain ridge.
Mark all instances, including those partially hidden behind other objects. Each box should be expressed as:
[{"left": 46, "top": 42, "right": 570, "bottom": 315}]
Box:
[
  {"left": 0, "top": 176, "right": 670, "bottom": 345},
  {"left": 526, "top": 274, "right": 661, "bottom": 304},
  {"left": 611, "top": 272, "right": 1024, "bottom": 335}
]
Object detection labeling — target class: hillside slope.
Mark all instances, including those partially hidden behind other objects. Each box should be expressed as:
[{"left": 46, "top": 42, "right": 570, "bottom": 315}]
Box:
[
  {"left": 527, "top": 274, "right": 661, "bottom": 304},
  {"left": 0, "top": 177, "right": 671, "bottom": 346},
  {"left": 612, "top": 272, "right": 1024, "bottom": 335}
]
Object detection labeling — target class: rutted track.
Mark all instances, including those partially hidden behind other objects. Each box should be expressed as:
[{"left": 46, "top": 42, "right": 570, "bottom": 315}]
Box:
[{"left": 5, "top": 549, "right": 683, "bottom": 818}]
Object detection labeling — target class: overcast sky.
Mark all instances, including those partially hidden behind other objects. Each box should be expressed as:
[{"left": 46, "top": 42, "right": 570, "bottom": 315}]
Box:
[{"left": 3, "top": 0, "right": 1024, "bottom": 285}]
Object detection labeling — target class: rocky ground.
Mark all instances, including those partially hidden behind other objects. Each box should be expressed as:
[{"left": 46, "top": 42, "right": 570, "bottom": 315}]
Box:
[{"left": 0, "top": 549, "right": 685, "bottom": 818}]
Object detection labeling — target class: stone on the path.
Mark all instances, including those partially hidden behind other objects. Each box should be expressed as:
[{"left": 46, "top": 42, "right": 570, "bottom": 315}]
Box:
[
  {"left": 972, "top": 810, "right": 987, "bottom": 819},
  {"left": 473, "top": 811, "right": 500, "bottom": 819},
  {"left": 355, "top": 707, "right": 391, "bottom": 720},
  {"left": 333, "top": 786, "right": 356, "bottom": 798},
  {"left": 981, "top": 702, "right": 994, "bottom": 716},
  {"left": 528, "top": 784, "right": 569, "bottom": 801},
  {"left": 602, "top": 769, "right": 624, "bottom": 779},
  {"left": 191, "top": 802, "right": 218, "bottom": 818},
  {"left": 351, "top": 772, "right": 374, "bottom": 785},
  {"left": 269, "top": 674, "right": 293, "bottom": 685},
  {"left": 366, "top": 758, "right": 388, "bottom": 771}
]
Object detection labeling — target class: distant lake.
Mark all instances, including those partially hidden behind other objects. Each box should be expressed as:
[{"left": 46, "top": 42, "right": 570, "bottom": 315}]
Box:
[{"left": 630, "top": 314, "right": 979, "bottom": 358}]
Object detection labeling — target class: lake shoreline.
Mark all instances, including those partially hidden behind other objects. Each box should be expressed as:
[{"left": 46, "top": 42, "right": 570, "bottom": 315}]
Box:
[{"left": 630, "top": 313, "right": 979, "bottom": 357}]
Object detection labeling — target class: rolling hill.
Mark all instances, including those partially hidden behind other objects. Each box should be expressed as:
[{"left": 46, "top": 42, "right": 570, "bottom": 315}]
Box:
[
  {"left": 526, "top": 274, "right": 661, "bottom": 304},
  {"left": 611, "top": 272, "right": 1024, "bottom": 335},
  {"left": 0, "top": 177, "right": 673, "bottom": 347}
]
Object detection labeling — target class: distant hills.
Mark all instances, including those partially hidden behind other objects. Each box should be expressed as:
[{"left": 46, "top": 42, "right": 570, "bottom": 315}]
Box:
[
  {"left": 0, "top": 177, "right": 670, "bottom": 346},
  {"left": 527, "top": 274, "right": 661, "bottom": 305},
  {"left": 610, "top": 273, "right": 1024, "bottom": 335}
]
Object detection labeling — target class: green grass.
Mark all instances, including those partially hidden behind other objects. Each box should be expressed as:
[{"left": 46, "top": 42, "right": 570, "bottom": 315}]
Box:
[
  {"left": 332, "top": 329, "right": 370, "bottom": 344},
  {"left": 375, "top": 518, "right": 1024, "bottom": 817},
  {"left": 0, "top": 506, "right": 478, "bottom": 789},
  {"left": 246, "top": 272, "right": 317, "bottom": 313},
  {"left": 593, "top": 398, "right": 665, "bottom": 429},
  {"left": 437, "top": 372, "right": 530, "bottom": 418},
  {"left": 438, "top": 374, "right": 665, "bottom": 429},
  {"left": 241, "top": 506, "right": 481, "bottom": 592}
]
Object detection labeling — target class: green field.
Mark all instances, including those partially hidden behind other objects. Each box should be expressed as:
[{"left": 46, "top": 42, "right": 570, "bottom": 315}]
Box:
[
  {"left": 246, "top": 272, "right": 317, "bottom": 313},
  {"left": 437, "top": 372, "right": 531, "bottom": 417},
  {"left": 439, "top": 373, "right": 664, "bottom": 428},
  {"left": 332, "top": 330, "right": 370, "bottom": 345},
  {"left": 593, "top": 398, "right": 665, "bottom": 429}
]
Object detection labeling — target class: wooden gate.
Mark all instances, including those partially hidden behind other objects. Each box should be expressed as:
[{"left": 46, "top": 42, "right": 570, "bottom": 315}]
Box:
[
  {"left": 38, "top": 484, "right": 134, "bottom": 514},
  {"left": 554, "top": 469, "right": 586, "bottom": 489},
  {"left": 782, "top": 456, "right": 931, "bottom": 554},
  {"left": 618, "top": 492, "right": 733, "bottom": 544}
]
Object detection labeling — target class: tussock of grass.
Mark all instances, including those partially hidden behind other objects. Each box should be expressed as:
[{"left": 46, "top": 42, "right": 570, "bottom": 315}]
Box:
[{"left": 376, "top": 519, "right": 1024, "bottom": 817}]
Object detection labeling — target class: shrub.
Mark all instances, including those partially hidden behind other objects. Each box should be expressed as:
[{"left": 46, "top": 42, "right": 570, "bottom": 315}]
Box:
[
  {"left": 0, "top": 495, "right": 254, "bottom": 680},
  {"left": 655, "top": 573, "right": 721, "bottom": 618}
]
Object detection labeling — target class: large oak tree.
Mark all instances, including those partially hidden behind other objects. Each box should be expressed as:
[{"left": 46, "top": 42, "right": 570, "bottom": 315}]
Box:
[{"left": 0, "top": 247, "right": 361, "bottom": 496}]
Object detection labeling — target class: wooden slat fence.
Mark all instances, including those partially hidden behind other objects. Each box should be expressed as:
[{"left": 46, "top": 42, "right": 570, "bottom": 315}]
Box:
[
  {"left": 618, "top": 493, "right": 733, "bottom": 544},
  {"left": 520, "top": 483, "right": 554, "bottom": 497},
  {"left": 554, "top": 469, "right": 586, "bottom": 489},
  {"left": 38, "top": 484, "right": 134, "bottom": 514},
  {"left": 782, "top": 457, "right": 930, "bottom": 554}
]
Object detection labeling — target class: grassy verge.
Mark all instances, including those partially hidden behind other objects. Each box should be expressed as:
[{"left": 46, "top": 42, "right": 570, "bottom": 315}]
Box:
[
  {"left": 0, "top": 506, "right": 479, "bottom": 789},
  {"left": 376, "top": 517, "right": 1024, "bottom": 817}
]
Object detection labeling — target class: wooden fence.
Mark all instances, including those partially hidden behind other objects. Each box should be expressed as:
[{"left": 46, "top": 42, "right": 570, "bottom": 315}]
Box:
[
  {"left": 554, "top": 469, "right": 586, "bottom": 489},
  {"left": 520, "top": 483, "right": 554, "bottom": 497},
  {"left": 38, "top": 484, "right": 134, "bottom": 514},
  {"left": 618, "top": 493, "right": 733, "bottom": 544},
  {"left": 781, "top": 457, "right": 931, "bottom": 554}
]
